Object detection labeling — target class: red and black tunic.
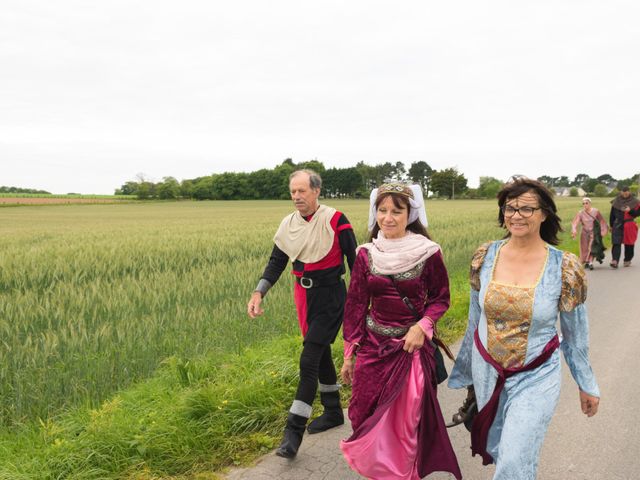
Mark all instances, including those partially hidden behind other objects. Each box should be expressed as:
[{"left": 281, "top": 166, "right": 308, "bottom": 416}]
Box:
[{"left": 260, "top": 210, "right": 357, "bottom": 345}]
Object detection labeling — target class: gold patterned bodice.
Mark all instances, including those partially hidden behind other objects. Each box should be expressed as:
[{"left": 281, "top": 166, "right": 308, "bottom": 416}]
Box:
[
  {"left": 484, "top": 242, "right": 549, "bottom": 368},
  {"left": 484, "top": 282, "right": 534, "bottom": 368}
]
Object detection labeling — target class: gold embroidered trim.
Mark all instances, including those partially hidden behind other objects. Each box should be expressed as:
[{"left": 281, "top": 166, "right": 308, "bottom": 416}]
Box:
[
  {"left": 377, "top": 183, "right": 414, "bottom": 198},
  {"left": 470, "top": 242, "right": 491, "bottom": 291},
  {"left": 366, "top": 316, "right": 410, "bottom": 337},
  {"left": 559, "top": 251, "right": 587, "bottom": 312}
]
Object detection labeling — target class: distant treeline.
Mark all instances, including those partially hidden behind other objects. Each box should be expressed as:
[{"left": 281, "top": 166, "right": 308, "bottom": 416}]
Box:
[
  {"left": 115, "top": 159, "right": 640, "bottom": 201},
  {"left": 115, "top": 159, "right": 468, "bottom": 200},
  {"left": 0, "top": 186, "right": 51, "bottom": 194}
]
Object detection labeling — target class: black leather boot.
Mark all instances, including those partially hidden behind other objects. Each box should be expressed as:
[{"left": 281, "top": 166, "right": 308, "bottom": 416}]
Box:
[
  {"left": 446, "top": 385, "right": 477, "bottom": 432},
  {"left": 307, "top": 391, "right": 344, "bottom": 434},
  {"left": 275, "top": 413, "right": 308, "bottom": 458}
]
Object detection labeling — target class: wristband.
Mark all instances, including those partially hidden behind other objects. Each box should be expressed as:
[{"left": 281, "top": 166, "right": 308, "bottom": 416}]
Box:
[{"left": 254, "top": 278, "right": 272, "bottom": 298}]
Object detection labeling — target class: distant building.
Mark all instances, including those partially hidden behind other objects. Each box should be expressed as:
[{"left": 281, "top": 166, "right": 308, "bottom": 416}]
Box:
[{"left": 553, "top": 187, "right": 586, "bottom": 197}]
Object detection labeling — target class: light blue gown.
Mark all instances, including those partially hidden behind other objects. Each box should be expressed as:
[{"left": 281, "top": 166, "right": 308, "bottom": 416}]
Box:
[{"left": 449, "top": 240, "right": 600, "bottom": 480}]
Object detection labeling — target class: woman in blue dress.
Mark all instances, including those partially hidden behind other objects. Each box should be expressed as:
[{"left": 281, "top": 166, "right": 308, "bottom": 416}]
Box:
[{"left": 448, "top": 177, "right": 600, "bottom": 479}]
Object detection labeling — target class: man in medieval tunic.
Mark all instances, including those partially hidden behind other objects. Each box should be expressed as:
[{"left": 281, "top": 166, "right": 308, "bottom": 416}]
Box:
[
  {"left": 247, "top": 169, "right": 357, "bottom": 458},
  {"left": 609, "top": 186, "right": 640, "bottom": 268}
]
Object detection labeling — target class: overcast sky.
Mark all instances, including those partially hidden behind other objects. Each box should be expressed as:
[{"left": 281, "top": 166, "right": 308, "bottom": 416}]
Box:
[{"left": 2, "top": 1, "right": 639, "bottom": 194}]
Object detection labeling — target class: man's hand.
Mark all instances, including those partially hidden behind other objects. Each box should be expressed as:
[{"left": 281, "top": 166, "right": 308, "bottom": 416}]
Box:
[
  {"left": 247, "top": 291, "right": 264, "bottom": 318},
  {"left": 580, "top": 390, "right": 599, "bottom": 417},
  {"left": 341, "top": 357, "right": 355, "bottom": 384},
  {"left": 402, "top": 324, "right": 426, "bottom": 353}
]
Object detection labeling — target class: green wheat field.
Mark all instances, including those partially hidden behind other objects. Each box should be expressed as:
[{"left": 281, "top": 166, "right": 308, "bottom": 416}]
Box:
[{"left": 0, "top": 198, "right": 603, "bottom": 478}]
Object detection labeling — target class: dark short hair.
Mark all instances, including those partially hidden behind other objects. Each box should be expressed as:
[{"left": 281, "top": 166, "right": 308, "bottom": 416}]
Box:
[
  {"left": 289, "top": 169, "right": 322, "bottom": 190},
  {"left": 497, "top": 177, "right": 562, "bottom": 245},
  {"left": 621, "top": 186, "right": 630, "bottom": 192},
  {"left": 368, "top": 191, "right": 431, "bottom": 241}
]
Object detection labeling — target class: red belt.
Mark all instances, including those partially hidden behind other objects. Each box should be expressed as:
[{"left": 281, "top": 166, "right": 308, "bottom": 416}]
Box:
[{"left": 471, "top": 329, "right": 560, "bottom": 465}]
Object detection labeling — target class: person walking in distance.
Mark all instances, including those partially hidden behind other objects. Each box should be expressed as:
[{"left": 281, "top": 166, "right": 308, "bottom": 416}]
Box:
[
  {"left": 571, "top": 197, "right": 608, "bottom": 270},
  {"left": 247, "top": 169, "right": 357, "bottom": 458},
  {"left": 609, "top": 186, "right": 640, "bottom": 268}
]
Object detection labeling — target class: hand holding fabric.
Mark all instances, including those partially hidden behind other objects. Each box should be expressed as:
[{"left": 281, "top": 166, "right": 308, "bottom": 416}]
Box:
[{"left": 402, "top": 324, "right": 426, "bottom": 353}]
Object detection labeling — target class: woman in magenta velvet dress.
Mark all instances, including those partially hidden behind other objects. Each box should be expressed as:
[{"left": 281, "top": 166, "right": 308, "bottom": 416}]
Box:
[{"left": 340, "top": 183, "right": 461, "bottom": 480}]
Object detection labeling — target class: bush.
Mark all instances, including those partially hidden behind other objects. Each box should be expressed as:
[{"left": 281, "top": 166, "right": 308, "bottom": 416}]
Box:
[{"left": 594, "top": 184, "right": 608, "bottom": 197}]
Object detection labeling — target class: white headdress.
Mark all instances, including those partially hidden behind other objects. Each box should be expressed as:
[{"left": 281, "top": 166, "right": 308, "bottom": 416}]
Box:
[{"left": 367, "top": 183, "right": 428, "bottom": 231}]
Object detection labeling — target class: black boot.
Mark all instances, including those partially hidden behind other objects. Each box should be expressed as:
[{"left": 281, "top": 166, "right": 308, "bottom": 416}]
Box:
[
  {"left": 307, "top": 391, "right": 344, "bottom": 434},
  {"left": 275, "top": 413, "right": 308, "bottom": 458},
  {"left": 446, "top": 385, "right": 477, "bottom": 432}
]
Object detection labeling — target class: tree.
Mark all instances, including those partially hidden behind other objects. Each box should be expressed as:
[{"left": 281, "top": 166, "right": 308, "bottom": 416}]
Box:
[
  {"left": 180, "top": 179, "right": 195, "bottom": 198},
  {"left": 596, "top": 174, "right": 616, "bottom": 185},
  {"left": 477, "top": 177, "right": 503, "bottom": 199},
  {"left": 247, "top": 169, "right": 280, "bottom": 199},
  {"left": 211, "top": 172, "right": 251, "bottom": 200},
  {"left": 408, "top": 161, "right": 433, "bottom": 195},
  {"left": 390, "top": 162, "right": 406, "bottom": 181},
  {"left": 583, "top": 178, "right": 599, "bottom": 194},
  {"left": 192, "top": 176, "right": 215, "bottom": 200},
  {"left": 296, "top": 159, "right": 325, "bottom": 175},
  {"left": 157, "top": 177, "right": 180, "bottom": 199},
  {"left": 116, "top": 181, "right": 139, "bottom": 196},
  {"left": 373, "top": 162, "right": 395, "bottom": 186},
  {"left": 0, "top": 186, "right": 50, "bottom": 194},
  {"left": 355, "top": 161, "right": 377, "bottom": 192},
  {"left": 556, "top": 176, "right": 570, "bottom": 187},
  {"left": 430, "top": 168, "right": 468, "bottom": 199},
  {"left": 273, "top": 161, "right": 296, "bottom": 199},
  {"left": 573, "top": 173, "right": 590, "bottom": 188},
  {"left": 569, "top": 187, "right": 579, "bottom": 197},
  {"left": 537, "top": 175, "right": 554, "bottom": 187},
  {"left": 136, "top": 181, "right": 154, "bottom": 200},
  {"left": 616, "top": 175, "right": 640, "bottom": 190},
  {"left": 322, "top": 167, "right": 363, "bottom": 197},
  {"left": 594, "top": 184, "right": 608, "bottom": 197}
]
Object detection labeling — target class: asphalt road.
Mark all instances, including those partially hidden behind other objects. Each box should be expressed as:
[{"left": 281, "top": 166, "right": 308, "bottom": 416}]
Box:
[{"left": 225, "top": 254, "right": 640, "bottom": 479}]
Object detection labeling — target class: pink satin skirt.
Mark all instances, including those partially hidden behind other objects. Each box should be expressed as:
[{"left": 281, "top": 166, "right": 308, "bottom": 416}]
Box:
[{"left": 341, "top": 352, "right": 424, "bottom": 480}]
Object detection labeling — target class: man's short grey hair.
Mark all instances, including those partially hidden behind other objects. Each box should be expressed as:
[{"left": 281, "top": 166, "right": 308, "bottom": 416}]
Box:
[{"left": 290, "top": 169, "right": 322, "bottom": 190}]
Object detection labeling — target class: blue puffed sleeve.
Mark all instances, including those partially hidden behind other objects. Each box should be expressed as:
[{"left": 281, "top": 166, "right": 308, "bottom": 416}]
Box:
[{"left": 559, "top": 252, "right": 600, "bottom": 397}]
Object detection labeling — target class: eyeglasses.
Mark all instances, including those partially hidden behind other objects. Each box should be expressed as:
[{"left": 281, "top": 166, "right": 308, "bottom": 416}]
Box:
[{"left": 501, "top": 205, "right": 541, "bottom": 218}]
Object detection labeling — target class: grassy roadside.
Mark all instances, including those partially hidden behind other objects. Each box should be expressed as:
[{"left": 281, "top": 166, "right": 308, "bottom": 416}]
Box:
[
  {"left": 0, "top": 337, "right": 300, "bottom": 479},
  {"left": 0, "top": 267, "right": 471, "bottom": 480}
]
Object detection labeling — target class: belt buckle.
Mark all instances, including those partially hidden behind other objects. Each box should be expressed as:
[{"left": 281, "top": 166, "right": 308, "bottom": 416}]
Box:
[{"left": 299, "top": 277, "right": 313, "bottom": 289}]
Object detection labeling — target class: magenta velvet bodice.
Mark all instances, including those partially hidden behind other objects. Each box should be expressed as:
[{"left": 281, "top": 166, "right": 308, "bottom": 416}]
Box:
[{"left": 343, "top": 247, "right": 450, "bottom": 350}]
